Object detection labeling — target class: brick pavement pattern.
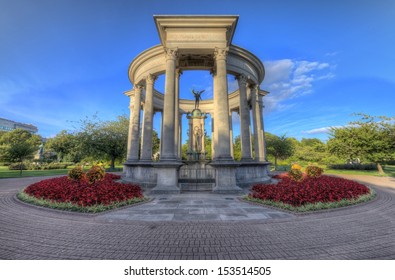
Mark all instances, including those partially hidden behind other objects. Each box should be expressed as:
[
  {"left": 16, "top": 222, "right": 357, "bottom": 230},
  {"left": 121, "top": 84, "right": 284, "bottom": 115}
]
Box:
[{"left": 0, "top": 175, "right": 394, "bottom": 259}]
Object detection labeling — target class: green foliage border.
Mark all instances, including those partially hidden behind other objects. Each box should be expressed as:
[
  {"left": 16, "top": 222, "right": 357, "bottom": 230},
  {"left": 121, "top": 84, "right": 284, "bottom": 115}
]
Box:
[
  {"left": 17, "top": 191, "right": 148, "bottom": 213},
  {"left": 243, "top": 188, "right": 376, "bottom": 213}
]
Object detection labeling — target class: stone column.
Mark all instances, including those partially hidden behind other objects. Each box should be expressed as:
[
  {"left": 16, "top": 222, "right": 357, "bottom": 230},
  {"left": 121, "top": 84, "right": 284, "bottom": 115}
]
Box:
[
  {"left": 211, "top": 114, "right": 215, "bottom": 159},
  {"left": 140, "top": 74, "right": 156, "bottom": 161},
  {"left": 126, "top": 93, "right": 134, "bottom": 161},
  {"left": 160, "top": 48, "right": 178, "bottom": 161},
  {"left": 237, "top": 74, "right": 252, "bottom": 161},
  {"left": 211, "top": 48, "right": 242, "bottom": 194},
  {"left": 174, "top": 70, "right": 181, "bottom": 160},
  {"left": 212, "top": 47, "right": 232, "bottom": 162},
  {"left": 251, "top": 85, "right": 265, "bottom": 161},
  {"left": 229, "top": 110, "right": 234, "bottom": 158},
  {"left": 258, "top": 92, "right": 267, "bottom": 161},
  {"left": 127, "top": 85, "right": 142, "bottom": 161},
  {"left": 178, "top": 113, "right": 182, "bottom": 159}
]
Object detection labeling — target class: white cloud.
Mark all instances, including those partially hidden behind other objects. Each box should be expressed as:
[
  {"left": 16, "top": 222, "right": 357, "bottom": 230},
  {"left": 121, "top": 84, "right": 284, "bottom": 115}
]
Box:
[
  {"left": 302, "top": 125, "right": 343, "bottom": 135},
  {"left": 325, "top": 51, "right": 340, "bottom": 57},
  {"left": 262, "top": 58, "right": 335, "bottom": 113}
]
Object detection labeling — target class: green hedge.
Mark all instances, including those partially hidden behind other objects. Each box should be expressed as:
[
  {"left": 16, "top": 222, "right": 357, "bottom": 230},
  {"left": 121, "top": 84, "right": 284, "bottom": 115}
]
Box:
[
  {"left": 8, "top": 162, "right": 71, "bottom": 170},
  {"left": 328, "top": 163, "right": 377, "bottom": 170}
]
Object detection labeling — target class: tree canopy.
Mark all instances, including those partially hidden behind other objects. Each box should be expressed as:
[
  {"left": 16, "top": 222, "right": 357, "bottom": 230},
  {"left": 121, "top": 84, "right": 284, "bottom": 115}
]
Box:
[
  {"left": 327, "top": 114, "right": 395, "bottom": 173},
  {"left": 0, "top": 129, "right": 42, "bottom": 175},
  {"left": 265, "top": 133, "right": 294, "bottom": 169}
]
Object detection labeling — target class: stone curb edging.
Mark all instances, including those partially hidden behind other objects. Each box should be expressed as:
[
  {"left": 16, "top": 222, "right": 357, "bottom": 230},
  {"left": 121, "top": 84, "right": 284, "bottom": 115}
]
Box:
[{"left": 13, "top": 193, "right": 153, "bottom": 217}]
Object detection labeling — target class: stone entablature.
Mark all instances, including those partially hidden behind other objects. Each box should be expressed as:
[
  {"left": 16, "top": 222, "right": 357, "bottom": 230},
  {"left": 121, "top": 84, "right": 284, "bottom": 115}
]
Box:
[{"left": 129, "top": 45, "right": 264, "bottom": 88}]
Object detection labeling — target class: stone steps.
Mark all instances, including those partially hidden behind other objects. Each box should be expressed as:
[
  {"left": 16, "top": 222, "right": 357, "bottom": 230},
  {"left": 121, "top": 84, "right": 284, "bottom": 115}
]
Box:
[{"left": 179, "top": 183, "right": 214, "bottom": 192}]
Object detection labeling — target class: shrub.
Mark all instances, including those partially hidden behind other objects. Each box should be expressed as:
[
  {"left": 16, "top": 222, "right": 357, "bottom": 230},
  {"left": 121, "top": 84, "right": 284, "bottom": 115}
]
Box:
[
  {"left": 288, "top": 168, "right": 303, "bottom": 181},
  {"left": 8, "top": 163, "right": 30, "bottom": 170},
  {"left": 305, "top": 165, "right": 324, "bottom": 178},
  {"left": 329, "top": 163, "right": 377, "bottom": 170},
  {"left": 68, "top": 166, "right": 86, "bottom": 181},
  {"left": 86, "top": 165, "right": 105, "bottom": 184},
  {"left": 47, "top": 162, "right": 69, "bottom": 169},
  {"left": 291, "top": 163, "right": 302, "bottom": 170}
]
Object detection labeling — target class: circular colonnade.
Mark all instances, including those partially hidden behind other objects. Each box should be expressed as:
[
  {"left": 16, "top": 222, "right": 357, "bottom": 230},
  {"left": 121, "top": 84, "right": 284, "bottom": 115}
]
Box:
[{"left": 123, "top": 15, "right": 270, "bottom": 193}]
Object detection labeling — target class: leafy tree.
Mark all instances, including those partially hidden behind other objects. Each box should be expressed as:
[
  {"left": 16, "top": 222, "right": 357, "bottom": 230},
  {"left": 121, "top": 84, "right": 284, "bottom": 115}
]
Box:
[
  {"left": 152, "top": 130, "right": 160, "bottom": 157},
  {"left": 0, "top": 129, "right": 41, "bottom": 175},
  {"left": 265, "top": 133, "right": 294, "bottom": 170},
  {"left": 204, "top": 135, "right": 212, "bottom": 160},
  {"left": 233, "top": 135, "right": 241, "bottom": 161},
  {"left": 291, "top": 138, "right": 327, "bottom": 164},
  {"left": 77, "top": 115, "right": 129, "bottom": 169},
  {"left": 327, "top": 113, "right": 395, "bottom": 173},
  {"left": 45, "top": 130, "right": 77, "bottom": 162}
]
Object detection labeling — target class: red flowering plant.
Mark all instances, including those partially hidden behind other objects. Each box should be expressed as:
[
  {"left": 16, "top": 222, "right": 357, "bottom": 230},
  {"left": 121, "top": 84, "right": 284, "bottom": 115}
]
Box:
[
  {"left": 248, "top": 175, "right": 374, "bottom": 211},
  {"left": 20, "top": 173, "right": 145, "bottom": 212}
]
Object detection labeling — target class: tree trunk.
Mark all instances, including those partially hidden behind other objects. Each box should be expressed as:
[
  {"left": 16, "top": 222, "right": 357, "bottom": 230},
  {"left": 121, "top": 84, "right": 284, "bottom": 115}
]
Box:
[
  {"left": 274, "top": 157, "right": 278, "bottom": 171},
  {"left": 19, "top": 161, "right": 23, "bottom": 176},
  {"left": 377, "top": 163, "right": 384, "bottom": 174},
  {"left": 110, "top": 157, "right": 115, "bottom": 170}
]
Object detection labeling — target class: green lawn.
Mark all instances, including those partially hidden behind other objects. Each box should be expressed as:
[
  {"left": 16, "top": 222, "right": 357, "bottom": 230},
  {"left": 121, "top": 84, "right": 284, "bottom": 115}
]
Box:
[
  {"left": 325, "top": 165, "right": 395, "bottom": 177},
  {"left": 0, "top": 165, "right": 124, "bottom": 179},
  {"left": 0, "top": 166, "right": 69, "bottom": 178},
  {"left": 272, "top": 164, "right": 395, "bottom": 178}
]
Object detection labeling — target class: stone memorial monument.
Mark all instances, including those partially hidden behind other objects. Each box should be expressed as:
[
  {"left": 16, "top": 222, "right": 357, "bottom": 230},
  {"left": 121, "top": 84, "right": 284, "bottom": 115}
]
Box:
[{"left": 123, "top": 15, "right": 270, "bottom": 193}]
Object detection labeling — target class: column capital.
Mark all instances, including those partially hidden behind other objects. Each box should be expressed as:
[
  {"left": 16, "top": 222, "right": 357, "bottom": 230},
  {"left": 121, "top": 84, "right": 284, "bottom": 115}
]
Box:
[
  {"left": 236, "top": 74, "right": 248, "bottom": 86},
  {"left": 213, "top": 47, "right": 229, "bottom": 61},
  {"left": 134, "top": 84, "right": 144, "bottom": 91},
  {"left": 146, "top": 74, "right": 157, "bottom": 85},
  {"left": 164, "top": 47, "right": 179, "bottom": 61}
]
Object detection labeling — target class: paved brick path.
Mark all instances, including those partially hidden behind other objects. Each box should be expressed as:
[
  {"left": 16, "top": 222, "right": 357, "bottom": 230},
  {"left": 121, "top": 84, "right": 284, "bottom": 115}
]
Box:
[{"left": 0, "top": 175, "right": 394, "bottom": 259}]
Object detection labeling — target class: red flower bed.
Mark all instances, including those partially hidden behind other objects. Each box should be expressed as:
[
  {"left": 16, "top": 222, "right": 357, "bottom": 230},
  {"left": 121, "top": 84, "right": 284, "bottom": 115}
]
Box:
[
  {"left": 251, "top": 175, "right": 370, "bottom": 207},
  {"left": 24, "top": 174, "right": 143, "bottom": 207}
]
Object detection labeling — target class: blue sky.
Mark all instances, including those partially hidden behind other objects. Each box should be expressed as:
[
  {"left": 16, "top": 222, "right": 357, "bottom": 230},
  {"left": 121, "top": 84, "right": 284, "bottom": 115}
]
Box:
[{"left": 1, "top": 0, "right": 394, "bottom": 142}]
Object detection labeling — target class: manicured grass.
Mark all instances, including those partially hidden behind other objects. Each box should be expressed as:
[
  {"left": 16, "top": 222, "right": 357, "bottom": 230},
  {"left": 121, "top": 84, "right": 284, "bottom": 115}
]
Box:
[
  {"left": 0, "top": 165, "right": 124, "bottom": 178},
  {"left": 0, "top": 167, "right": 70, "bottom": 178},
  {"left": 18, "top": 191, "right": 147, "bottom": 213},
  {"left": 324, "top": 169, "right": 382, "bottom": 176},
  {"left": 383, "top": 165, "right": 395, "bottom": 177},
  {"left": 325, "top": 165, "right": 395, "bottom": 177},
  {"left": 244, "top": 188, "right": 376, "bottom": 213}
]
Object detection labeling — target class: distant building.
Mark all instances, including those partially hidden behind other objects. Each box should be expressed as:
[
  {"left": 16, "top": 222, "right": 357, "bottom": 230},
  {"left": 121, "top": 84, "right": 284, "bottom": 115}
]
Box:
[{"left": 0, "top": 117, "right": 38, "bottom": 134}]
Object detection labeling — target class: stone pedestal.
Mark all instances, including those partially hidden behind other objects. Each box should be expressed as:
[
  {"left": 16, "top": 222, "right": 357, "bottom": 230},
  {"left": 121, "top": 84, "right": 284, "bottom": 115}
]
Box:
[
  {"left": 210, "top": 161, "right": 244, "bottom": 194},
  {"left": 123, "top": 161, "right": 157, "bottom": 189},
  {"left": 236, "top": 162, "right": 271, "bottom": 188},
  {"left": 150, "top": 162, "right": 183, "bottom": 194}
]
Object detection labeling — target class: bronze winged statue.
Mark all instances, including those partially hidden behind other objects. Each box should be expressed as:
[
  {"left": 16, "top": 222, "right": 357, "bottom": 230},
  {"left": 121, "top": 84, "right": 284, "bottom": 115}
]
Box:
[{"left": 192, "top": 89, "right": 205, "bottom": 109}]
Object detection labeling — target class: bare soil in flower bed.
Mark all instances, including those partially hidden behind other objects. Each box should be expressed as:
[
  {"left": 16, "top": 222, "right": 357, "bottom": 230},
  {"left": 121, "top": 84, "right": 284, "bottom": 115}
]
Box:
[
  {"left": 17, "top": 173, "right": 146, "bottom": 213},
  {"left": 245, "top": 174, "right": 376, "bottom": 212}
]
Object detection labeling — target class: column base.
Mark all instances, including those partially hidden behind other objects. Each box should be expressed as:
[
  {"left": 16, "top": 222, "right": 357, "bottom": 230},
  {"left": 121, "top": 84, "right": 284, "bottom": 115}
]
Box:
[
  {"left": 123, "top": 161, "right": 157, "bottom": 189},
  {"left": 210, "top": 161, "right": 244, "bottom": 194},
  {"left": 150, "top": 161, "right": 183, "bottom": 194},
  {"left": 236, "top": 161, "right": 272, "bottom": 188}
]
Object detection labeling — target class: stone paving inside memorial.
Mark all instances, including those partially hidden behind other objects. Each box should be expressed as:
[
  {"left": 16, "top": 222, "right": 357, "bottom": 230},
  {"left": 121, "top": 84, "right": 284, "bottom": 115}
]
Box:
[{"left": 98, "top": 192, "right": 292, "bottom": 222}]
